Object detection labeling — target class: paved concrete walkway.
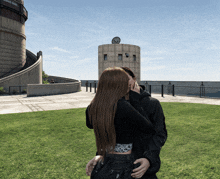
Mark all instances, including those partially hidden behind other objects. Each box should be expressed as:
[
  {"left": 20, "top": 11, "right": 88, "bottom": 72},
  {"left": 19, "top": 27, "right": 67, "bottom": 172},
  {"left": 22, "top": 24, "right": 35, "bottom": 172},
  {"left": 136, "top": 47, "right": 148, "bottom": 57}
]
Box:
[{"left": 0, "top": 87, "right": 220, "bottom": 115}]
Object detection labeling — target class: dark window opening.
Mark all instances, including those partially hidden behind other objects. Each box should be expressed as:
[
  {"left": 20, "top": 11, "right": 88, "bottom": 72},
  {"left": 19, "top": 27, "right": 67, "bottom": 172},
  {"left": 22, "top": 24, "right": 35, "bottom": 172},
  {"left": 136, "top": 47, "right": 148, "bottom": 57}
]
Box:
[
  {"left": 133, "top": 55, "right": 136, "bottom": 61},
  {"left": 104, "top": 54, "right": 107, "bottom": 60},
  {"left": 118, "top": 54, "right": 122, "bottom": 60}
]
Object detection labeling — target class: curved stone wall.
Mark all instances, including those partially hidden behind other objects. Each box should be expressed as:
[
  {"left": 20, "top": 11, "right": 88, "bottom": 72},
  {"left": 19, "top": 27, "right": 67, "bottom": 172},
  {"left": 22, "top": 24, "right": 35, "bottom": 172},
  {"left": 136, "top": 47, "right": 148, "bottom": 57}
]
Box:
[
  {"left": 26, "top": 75, "right": 81, "bottom": 97},
  {"left": 0, "top": 50, "right": 42, "bottom": 93},
  {"left": 20, "top": 49, "right": 38, "bottom": 70},
  {"left": 0, "top": 49, "right": 81, "bottom": 96},
  {"left": 27, "top": 81, "right": 81, "bottom": 97},
  {"left": 46, "top": 75, "right": 79, "bottom": 83}
]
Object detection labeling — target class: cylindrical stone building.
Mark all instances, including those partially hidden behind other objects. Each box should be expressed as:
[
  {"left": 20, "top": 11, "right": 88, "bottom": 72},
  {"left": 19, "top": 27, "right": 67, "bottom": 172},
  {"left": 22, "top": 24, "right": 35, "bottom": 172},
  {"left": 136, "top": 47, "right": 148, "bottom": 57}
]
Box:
[
  {"left": 0, "top": 0, "right": 28, "bottom": 78},
  {"left": 98, "top": 37, "right": 141, "bottom": 84}
]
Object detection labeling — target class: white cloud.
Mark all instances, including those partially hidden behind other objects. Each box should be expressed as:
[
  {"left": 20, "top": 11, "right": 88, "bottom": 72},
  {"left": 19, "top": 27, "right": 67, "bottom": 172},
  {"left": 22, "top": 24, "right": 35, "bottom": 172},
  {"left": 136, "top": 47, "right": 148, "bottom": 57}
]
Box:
[
  {"left": 69, "top": 56, "right": 79, "bottom": 59},
  {"left": 143, "top": 49, "right": 191, "bottom": 56},
  {"left": 50, "top": 47, "right": 71, "bottom": 53},
  {"left": 142, "top": 57, "right": 164, "bottom": 61},
  {"left": 42, "top": 54, "right": 57, "bottom": 62},
  {"left": 207, "top": 45, "right": 220, "bottom": 50},
  {"left": 142, "top": 50, "right": 168, "bottom": 56},
  {"left": 142, "top": 66, "right": 166, "bottom": 71},
  {"left": 78, "top": 57, "right": 95, "bottom": 63},
  {"left": 28, "top": 10, "right": 52, "bottom": 25}
]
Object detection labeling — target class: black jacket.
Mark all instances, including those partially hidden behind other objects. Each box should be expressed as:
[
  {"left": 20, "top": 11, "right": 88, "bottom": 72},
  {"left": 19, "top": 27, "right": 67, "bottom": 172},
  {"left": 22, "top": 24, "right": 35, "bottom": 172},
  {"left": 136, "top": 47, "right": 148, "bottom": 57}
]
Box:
[
  {"left": 130, "top": 86, "right": 167, "bottom": 178},
  {"left": 94, "top": 86, "right": 167, "bottom": 178}
]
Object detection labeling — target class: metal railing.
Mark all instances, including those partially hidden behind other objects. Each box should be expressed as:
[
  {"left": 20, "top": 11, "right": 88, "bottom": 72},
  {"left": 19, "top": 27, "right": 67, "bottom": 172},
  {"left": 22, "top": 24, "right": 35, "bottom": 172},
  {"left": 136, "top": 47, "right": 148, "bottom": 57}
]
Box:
[
  {"left": 84, "top": 81, "right": 219, "bottom": 98},
  {"left": 85, "top": 81, "right": 97, "bottom": 93},
  {"left": 9, "top": 86, "right": 27, "bottom": 94}
]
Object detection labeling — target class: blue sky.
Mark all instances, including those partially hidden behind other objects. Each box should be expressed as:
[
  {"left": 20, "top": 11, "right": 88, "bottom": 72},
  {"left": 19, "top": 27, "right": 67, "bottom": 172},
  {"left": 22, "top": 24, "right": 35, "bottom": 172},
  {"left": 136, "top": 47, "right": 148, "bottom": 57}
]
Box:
[{"left": 24, "top": 0, "right": 220, "bottom": 81}]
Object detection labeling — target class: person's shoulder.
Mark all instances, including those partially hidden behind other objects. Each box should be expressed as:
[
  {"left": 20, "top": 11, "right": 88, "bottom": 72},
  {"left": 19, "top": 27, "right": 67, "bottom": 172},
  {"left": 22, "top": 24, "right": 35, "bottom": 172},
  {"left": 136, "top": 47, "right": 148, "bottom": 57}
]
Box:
[
  {"left": 112, "top": 97, "right": 130, "bottom": 112},
  {"left": 117, "top": 97, "right": 130, "bottom": 107},
  {"left": 140, "top": 91, "right": 161, "bottom": 106},
  {"left": 148, "top": 96, "right": 160, "bottom": 103},
  {"left": 118, "top": 97, "right": 128, "bottom": 103},
  {"left": 146, "top": 97, "right": 162, "bottom": 107}
]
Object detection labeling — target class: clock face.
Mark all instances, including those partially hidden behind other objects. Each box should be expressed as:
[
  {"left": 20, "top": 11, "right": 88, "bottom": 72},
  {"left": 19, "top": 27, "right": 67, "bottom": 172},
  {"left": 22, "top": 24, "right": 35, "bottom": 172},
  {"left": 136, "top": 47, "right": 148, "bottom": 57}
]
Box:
[{"left": 112, "top": 37, "right": 121, "bottom": 44}]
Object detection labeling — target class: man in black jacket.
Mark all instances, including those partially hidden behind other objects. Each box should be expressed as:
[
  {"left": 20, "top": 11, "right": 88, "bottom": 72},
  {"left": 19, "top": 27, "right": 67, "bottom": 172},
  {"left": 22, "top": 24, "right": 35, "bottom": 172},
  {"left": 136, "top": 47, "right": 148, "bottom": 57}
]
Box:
[
  {"left": 86, "top": 85, "right": 167, "bottom": 179},
  {"left": 129, "top": 86, "right": 167, "bottom": 178}
]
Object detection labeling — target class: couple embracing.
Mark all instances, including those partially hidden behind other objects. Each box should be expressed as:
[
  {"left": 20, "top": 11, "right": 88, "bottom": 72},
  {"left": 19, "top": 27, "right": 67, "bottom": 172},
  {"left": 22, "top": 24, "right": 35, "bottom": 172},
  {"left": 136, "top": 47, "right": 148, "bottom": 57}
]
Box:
[{"left": 85, "top": 66, "right": 167, "bottom": 179}]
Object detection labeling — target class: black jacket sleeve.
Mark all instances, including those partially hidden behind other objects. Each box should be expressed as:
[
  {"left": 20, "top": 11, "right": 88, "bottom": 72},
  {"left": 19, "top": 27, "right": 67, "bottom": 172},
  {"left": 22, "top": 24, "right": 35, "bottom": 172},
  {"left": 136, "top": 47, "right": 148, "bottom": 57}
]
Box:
[
  {"left": 144, "top": 100, "right": 167, "bottom": 174},
  {"left": 86, "top": 94, "right": 156, "bottom": 134},
  {"left": 119, "top": 99, "right": 156, "bottom": 134},
  {"left": 141, "top": 99, "right": 167, "bottom": 174},
  {"left": 141, "top": 99, "right": 167, "bottom": 150},
  {"left": 129, "top": 88, "right": 167, "bottom": 175},
  {"left": 137, "top": 133, "right": 161, "bottom": 175}
]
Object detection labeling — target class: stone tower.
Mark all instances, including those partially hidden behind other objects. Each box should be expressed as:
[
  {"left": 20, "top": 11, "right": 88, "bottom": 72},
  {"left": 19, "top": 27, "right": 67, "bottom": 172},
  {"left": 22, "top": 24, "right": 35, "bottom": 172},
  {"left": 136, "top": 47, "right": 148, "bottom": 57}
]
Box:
[
  {"left": 0, "top": 0, "right": 28, "bottom": 78},
  {"left": 98, "top": 37, "right": 141, "bottom": 84}
]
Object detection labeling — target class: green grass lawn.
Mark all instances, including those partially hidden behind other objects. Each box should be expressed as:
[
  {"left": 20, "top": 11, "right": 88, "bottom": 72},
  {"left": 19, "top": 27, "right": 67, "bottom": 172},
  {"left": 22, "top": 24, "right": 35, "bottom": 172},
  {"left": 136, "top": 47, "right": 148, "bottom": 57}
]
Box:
[{"left": 0, "top": 102, "right": 219, "bottom": 179}]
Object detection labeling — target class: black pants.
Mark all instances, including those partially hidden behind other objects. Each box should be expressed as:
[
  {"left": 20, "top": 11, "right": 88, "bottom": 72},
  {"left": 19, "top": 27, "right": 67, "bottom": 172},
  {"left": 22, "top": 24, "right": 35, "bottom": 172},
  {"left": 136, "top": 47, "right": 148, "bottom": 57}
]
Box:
[{"left": 91, "top": 152, "right": 158, "bottom": 179}]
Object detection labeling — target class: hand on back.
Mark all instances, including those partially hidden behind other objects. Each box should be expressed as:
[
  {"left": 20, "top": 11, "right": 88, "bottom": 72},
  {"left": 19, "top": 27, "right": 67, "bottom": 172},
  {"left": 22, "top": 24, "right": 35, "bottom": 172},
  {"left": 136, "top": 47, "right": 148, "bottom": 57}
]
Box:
[{"left": 85, "top": 155, "right": 103, "bottom": 176}]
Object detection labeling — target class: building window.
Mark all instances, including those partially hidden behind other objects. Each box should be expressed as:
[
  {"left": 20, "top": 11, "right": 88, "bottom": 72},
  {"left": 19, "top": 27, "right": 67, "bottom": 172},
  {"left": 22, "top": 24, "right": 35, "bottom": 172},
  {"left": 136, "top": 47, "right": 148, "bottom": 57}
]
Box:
[
  {"left": 118, "top": 54, "right": 122, "bottom": 61},
  {"left": 104, "top": 54, "right": 107, "bottom": 61},
  {"left": 133, "top": 55, "right": 136, "bottom": 61}
]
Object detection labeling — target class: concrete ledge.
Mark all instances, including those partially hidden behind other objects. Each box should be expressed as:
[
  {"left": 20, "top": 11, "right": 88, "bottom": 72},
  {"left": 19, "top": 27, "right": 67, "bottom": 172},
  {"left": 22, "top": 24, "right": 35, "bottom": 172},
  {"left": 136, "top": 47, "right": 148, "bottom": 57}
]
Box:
[
  {"left": 46, "top": 75, "right": 78, "bottom": 83},
  {"left": 27, "top": 81, "right": 81, "bottom": 97},
  {"left": 0, "top": 49, "right": 42, "bottom": 93}
]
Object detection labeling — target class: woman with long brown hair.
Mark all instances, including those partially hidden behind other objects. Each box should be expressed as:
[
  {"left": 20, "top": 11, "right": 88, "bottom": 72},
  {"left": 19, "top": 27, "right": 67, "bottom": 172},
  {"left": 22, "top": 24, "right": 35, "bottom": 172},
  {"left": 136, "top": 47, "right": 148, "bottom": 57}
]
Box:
[{"left": 85, "top": 66, "right": 157, "bottom": 179}]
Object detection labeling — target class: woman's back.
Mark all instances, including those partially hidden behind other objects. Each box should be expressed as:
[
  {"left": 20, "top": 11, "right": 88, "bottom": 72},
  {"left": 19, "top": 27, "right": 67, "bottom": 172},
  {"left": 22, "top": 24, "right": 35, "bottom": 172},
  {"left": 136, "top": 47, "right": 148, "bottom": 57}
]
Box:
[{"left": 86, "top": 95, "right": 155, "bottom": 154}]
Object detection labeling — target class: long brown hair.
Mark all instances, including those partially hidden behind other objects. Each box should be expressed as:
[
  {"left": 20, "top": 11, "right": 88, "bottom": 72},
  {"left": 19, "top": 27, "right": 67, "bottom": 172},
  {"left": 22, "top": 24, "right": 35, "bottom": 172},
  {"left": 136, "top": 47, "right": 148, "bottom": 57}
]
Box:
[{"left": 88, "top": 66, "right": 131, "bottom": 163}]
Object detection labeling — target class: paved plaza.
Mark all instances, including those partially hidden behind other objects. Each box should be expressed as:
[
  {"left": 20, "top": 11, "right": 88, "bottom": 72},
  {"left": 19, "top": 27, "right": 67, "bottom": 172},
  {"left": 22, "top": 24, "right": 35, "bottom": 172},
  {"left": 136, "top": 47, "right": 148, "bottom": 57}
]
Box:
[{"left": 0, "top": 87, "right": 220, "bottom": 115}]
